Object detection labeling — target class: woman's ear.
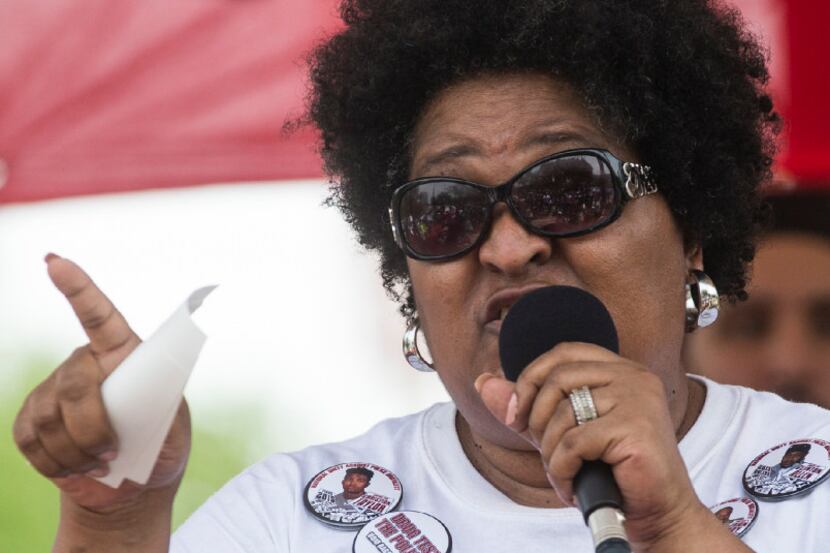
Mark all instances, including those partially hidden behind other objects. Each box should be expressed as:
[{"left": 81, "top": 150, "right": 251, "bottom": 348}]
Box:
[{"left": 685, "top": 241, "right": 704, "bottom": 272}]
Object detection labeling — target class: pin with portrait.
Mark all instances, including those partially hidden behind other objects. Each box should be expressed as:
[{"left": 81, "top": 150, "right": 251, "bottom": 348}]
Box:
[
  {"left": 353, "top": 510, "right": 452, "bottom": 553},
  {"left": 743, "top": 439, "right": 830, "bottom": 501},
  {"left": 304, "top": 462, "right": 403, "bottom": 529},
  {"left": 708, "top": 497, "right": 758, "bottom": 538}
]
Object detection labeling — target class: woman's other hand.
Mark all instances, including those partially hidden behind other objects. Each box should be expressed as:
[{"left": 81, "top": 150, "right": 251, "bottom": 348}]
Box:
[{"left": 12, "top": 255, "right": 191, "bottom": 514}]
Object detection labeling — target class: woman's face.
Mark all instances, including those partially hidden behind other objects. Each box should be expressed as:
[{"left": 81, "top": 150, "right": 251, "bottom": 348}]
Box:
[{"left": 406, "top": 73, "right": 700, "bottom": 447}]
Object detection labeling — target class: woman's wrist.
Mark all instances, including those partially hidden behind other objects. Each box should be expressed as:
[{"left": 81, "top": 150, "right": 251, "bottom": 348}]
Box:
[
  {"left": 640, "top": 501, "right": 753, "bottom": 553},
  {"left": 54, "top": 485, "right": 178, "bottom": 553}
]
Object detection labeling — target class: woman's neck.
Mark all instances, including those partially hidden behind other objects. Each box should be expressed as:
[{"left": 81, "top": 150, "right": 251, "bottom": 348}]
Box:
[
  {"left": 456, "top": 412, "right": 568, "bottom": 507},
  {"left": 456, "top": 375, "right": 707, "bottom": 508}
]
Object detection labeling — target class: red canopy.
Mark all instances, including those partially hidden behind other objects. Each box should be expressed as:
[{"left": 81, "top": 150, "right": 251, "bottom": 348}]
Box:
[
  {"left": 0, "top": 0, "right": 339, "bottom": 204},
  {"left": 779, "top": 0, "right": 830, "bottom": 187},
  {"left": 0, "top": 0, "right": 826, "bottom": 204}
]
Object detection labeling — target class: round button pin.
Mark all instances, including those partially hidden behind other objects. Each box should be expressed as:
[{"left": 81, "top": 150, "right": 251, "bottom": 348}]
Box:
[
  {"left": 708, "top": 497, "right": 758, "bottom": 538},
  {"left": 305, "top": 462, "right": 403, "bottom": 529},
  {"left": 743, "top": 438, "right": 830, "bottom": 501},
  {"left": 353, "top": 510, "right": 452, "bottom": 553}
]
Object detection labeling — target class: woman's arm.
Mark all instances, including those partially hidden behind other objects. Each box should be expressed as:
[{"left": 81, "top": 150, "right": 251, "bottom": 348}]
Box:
[
  {"left": 13, "top": 257, "right": 190, "bottom": 552},
  {"left": 54, "top": 486, "right": 177, "bottom": 553}
]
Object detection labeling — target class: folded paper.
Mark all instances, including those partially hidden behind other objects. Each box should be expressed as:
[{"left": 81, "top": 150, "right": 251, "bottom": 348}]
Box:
[{"left": 95, "top": 286, "right": 216, "bottom": 488}]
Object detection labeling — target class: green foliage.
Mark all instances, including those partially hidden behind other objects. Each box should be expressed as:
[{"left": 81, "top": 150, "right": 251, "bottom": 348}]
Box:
[
  {"left": 0, "top": 357, "right": 58, "bottom": 553},
  {"left": 0, "top": 356, "right": 265, "bottom": 552}
]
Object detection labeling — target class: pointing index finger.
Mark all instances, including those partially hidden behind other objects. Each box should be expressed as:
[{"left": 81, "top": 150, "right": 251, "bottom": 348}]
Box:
[{"left": 46, "top": 255, "right": 139, "bottom": 361}]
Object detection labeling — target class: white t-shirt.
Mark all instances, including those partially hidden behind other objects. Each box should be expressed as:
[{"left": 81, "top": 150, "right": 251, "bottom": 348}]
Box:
[{"left": 171, "top": 377, "right": 830, "bottom": 552}]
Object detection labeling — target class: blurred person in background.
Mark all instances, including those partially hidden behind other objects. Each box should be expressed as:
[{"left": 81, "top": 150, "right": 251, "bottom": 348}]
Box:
[
  {"left": 686, "top": 192, "right": 830, "bottom": 407},
  {"left": 12, "top": 1, "right": 830, "bottom": 552}
]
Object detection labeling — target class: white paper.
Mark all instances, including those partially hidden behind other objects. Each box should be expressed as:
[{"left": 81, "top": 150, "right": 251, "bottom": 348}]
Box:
[{"left": 95, "top": 285, "right": 216, "bottom": 488}]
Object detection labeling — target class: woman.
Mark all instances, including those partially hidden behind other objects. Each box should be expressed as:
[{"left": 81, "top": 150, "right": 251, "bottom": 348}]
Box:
[{"left": 14, "top": 1, "right": 830, "bottom": 551}]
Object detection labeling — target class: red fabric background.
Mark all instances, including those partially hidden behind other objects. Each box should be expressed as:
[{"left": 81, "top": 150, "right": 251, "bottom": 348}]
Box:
[
  {"left": 779, "top": 0, "right": 830, "bottom": 187},
  {"left": 0, "top": 0, "right": 339, "bottom": 204},
  {"left": 0, "top": 0, "right": 826, "bottom": 204}
]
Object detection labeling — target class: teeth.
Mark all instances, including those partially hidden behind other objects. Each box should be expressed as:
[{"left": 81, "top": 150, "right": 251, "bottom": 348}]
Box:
[{"left": 500, "top": 307, "right": 509, "bottom": 320}]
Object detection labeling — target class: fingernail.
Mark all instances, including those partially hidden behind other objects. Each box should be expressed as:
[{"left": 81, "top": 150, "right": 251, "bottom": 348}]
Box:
[
  {"left": 505, "top": 393, "right": 518, "bottom": 426},
  {"left": 86, "top": 466, "right": 109, "bottom": 478},
  {"left": 98, "top": 450, "right": 118, "bottom": 462},
  {"left": 44, "top": 252, "right": 60, "bottom": 263}
]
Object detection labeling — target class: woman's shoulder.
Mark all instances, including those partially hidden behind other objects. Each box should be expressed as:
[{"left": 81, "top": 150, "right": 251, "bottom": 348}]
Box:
[
  {"left": 685, "top": 376, "right": 830, "bottom": 473},
  {"left": 172, "top": 402, "right": 456, "bottom": 551},
  {"left": 687, "top": 378, "right": 830, "bottom": 550},
  {"left": 699, "top": 376, "right": 830, "bottom": 430},
  {"left": 244, "top": 401, "right": 455, "bottom": 484}
]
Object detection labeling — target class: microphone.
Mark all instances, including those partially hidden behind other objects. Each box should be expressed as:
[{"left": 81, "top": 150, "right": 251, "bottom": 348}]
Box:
[{"left": 499, "top": 286, "right": 631, "bottom": 553}]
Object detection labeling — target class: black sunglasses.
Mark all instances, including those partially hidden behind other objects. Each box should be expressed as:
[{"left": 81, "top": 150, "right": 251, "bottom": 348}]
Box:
[{"left": 388, "top": 148, "right": 658, "bottom": 261}]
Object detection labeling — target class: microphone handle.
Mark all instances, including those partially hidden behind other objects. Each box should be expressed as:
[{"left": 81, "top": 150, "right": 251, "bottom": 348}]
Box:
[{"left": 574, "top": 461, "right": 631, "bottom": 553}]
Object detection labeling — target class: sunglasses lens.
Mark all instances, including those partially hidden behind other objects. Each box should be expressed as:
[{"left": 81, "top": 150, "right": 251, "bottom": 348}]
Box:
[
  {"left": 398, "top": 181, "right": 489, "bottom": 258},
  {"left": 511, "top": 154, "right": 618, "bottom": 234}
]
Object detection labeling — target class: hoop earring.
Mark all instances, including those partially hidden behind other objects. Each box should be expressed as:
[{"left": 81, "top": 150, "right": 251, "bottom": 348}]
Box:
[
  {"left": 402, "top": 318, "right": 434, "bottom": 372},
  {"left": 685, "top": 270, "right": 720, "bottom": 332}
]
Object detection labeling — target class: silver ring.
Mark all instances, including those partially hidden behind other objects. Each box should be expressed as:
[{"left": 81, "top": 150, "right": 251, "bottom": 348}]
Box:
[{"left": 569, "top": 386, "right": 598, "bottom": 425}]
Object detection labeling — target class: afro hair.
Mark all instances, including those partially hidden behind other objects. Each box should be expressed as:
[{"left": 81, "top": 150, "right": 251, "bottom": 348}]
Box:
[{"left": 307, "top": 0, "right": 779, "bottom": 317}]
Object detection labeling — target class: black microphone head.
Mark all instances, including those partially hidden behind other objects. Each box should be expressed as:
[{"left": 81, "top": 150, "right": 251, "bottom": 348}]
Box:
[{"left": 498, "top": 286, "right": 619, "bottom": 382}]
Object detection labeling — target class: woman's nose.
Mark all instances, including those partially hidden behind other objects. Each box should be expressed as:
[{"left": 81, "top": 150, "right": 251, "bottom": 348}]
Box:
[{"left": 477, "top": 203, "right": 552, "bottom": 274}]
